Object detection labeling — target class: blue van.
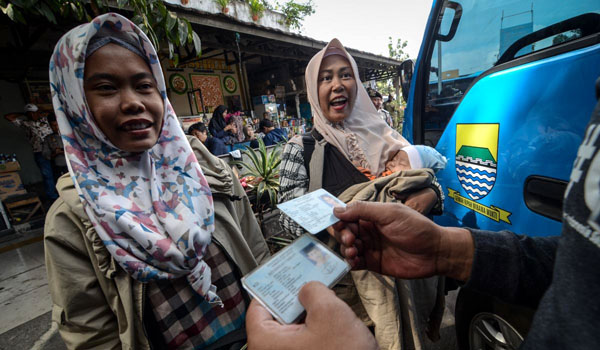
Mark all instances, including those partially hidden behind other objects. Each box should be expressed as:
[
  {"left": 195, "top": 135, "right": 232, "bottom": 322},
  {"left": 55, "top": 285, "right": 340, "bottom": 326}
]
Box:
[{"left": 399, "top": 0, "right": 600, "bottom": 348}]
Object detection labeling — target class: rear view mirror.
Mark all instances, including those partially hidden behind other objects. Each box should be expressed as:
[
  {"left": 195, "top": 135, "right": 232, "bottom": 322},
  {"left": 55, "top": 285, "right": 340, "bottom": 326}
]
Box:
[{"left": 400, "top": 59, "right": 414, "bottom": 103}]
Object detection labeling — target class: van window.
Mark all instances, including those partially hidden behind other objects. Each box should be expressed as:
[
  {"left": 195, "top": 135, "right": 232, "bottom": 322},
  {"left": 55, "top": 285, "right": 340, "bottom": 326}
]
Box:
[{"left": 423, "top": 0, "right": 599, "bottom": 146}]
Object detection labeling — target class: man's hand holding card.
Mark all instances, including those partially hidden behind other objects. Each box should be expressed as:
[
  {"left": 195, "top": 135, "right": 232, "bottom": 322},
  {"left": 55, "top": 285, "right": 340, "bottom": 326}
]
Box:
[{"left": 241, "top": 189, "right": 349, "bottom": 324}]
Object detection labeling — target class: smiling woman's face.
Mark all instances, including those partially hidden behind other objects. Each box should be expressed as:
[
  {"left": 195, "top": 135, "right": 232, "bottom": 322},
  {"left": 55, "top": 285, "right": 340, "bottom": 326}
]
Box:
[
  {"left": 317, "top": 55, "right": 357, "bottom": 123},
  {"left": 84, "top": 43, "right": 164, "bottom": 153}
]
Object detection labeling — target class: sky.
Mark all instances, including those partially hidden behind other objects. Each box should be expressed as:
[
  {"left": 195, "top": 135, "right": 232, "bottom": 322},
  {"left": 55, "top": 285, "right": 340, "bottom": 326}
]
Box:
[{"left": 299, "top": 0, "right": 435, "bottom": 59}]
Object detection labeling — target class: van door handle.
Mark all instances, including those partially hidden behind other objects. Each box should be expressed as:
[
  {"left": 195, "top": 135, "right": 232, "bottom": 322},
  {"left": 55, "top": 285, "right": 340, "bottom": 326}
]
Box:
[{"left": 523, "top": 176, "right": 567, "bottom": 222}]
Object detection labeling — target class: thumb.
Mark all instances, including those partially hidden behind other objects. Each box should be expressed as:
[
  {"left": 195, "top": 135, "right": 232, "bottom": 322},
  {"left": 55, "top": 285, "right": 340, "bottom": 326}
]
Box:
[
  {"left": 297, "top": 281, "right": 336, "bottom": 312},
  {"left": 334, "top": 201, "right": 394, "bottom": 224}
]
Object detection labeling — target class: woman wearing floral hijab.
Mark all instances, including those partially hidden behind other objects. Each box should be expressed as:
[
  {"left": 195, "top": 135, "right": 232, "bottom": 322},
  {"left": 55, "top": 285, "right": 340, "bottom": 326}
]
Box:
[{"left": 45, "top": 13, "right": 268, "bottom": 349}]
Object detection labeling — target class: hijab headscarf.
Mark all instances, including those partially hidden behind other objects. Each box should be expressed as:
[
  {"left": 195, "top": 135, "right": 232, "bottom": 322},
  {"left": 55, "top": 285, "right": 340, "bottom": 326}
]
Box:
[
  {"left": 49, "top": 13, "right": 220, "bottom": 304},
  {"left": 304, "top": 38, "right": 410, "bottom": 175},
  {"left": 209, "top": 105, "right": 228, "bottom": 133}
]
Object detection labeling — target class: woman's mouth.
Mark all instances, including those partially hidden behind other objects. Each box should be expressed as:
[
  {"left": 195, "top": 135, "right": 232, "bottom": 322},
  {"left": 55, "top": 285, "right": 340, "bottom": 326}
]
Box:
[
  {"left": 121, "top": 120, "right": 152, "bottom": 132},
  {"left": 330, "top": 97, "right": 348, "bottom": 111}
]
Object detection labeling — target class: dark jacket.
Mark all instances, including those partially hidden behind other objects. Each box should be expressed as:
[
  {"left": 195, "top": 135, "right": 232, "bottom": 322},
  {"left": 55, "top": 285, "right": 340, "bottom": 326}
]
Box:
[
  {"left": 208, "top": 105, "right": 234, "bottom": 144},
  {"left": 262, "top": 128, "right": 287, "bottom": 146}
]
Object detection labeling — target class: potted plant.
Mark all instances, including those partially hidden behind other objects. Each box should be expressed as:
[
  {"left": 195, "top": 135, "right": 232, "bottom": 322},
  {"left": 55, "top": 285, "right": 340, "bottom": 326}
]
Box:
[
  {"left": 214, "top": 0, "right": 230, "bottom": 14},
  {"left": 248, "top": 0, "right": 265, "bottom": 21},
  {"left": 234, "top": 138, "right": 281, "bottom": 225}
]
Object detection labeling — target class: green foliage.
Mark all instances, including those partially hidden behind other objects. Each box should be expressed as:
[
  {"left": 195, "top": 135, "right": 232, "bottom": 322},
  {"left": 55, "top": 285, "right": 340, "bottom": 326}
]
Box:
[
  {"left": 552, "top": 29, "right": 582, "bottom": 45},
  {"left": 248, "top": 0, "right": 265, "bottom": 17},
  {"left": 214, "top": 0, "right": 229, "bottom": 9},
  {"left": 376, "top": 79, "right": 394, "bottom": 96},
  {"left": 233, "top": 138, "right": 282, "bottom": 212},
  {"left": 276, "top": 0, "right": 314, "bottom": 31},
  {"left": 374, "top": 35, "right": 409, "bottom": 130},
  {"left": 0, "top": 0, "right": 201, "bottom": 61},
  {"left": 388, "top": 36, "right": 409, "bottom": 61}
]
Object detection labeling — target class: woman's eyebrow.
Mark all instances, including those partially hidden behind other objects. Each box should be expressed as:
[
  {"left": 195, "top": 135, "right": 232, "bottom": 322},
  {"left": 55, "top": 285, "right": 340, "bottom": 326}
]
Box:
[
  {"left": 131, "top": 72, "right": 155, "bottom": 81},
  {"left": 319, "top": 66, "right": 352, "bottom": 75},
  {"left": 85, "top": 72, "right": 115, "bottom": 83},
  {"left": 85, "top": 71, "right": 154, "bottom": 83}
]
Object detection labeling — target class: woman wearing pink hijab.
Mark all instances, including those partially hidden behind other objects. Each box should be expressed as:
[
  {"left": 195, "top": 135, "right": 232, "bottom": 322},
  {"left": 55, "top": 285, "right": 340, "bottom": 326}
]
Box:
[
  {"left": 278, "top": 39, "right": 443, "bottom": 236},
  {"left": 277, "top": 39, "right": 445, "bottom": 349}
]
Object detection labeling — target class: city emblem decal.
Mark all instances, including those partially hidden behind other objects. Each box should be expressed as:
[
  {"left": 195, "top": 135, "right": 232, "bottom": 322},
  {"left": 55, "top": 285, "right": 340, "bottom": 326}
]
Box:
[{"left": 447, "top": 123, "right": 512, "bottom": 224}]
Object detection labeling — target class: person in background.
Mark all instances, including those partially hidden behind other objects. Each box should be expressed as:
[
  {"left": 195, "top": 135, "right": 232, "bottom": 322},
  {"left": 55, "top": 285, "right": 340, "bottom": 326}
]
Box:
[
  {"left": 369, "top": 89, "right": 393, "bottom": 127},
  {"left": 384, "top": 93, "right": 397, "bottom": 117},
  {"left": 4, "top": 103, "right": 57, "bottom": 200},
  {"left": 43, "top": 113, "right": 68, "bottom": 179},
  {"left": 262, "top": 111, "right": 271, "bottom": 120},
  {"left": 242, "top": 125, "right": 259, "bottom": 149},
  {"left": 187, "top": 122, "right": 228, "bottom": 156},
  {"left": 208, "top": 104, "right": 237, "bottom": 147},
  {"left": 228, "top": 110, "right": 245, "bottom": 143},
  {"left": 251, "top": 116, "right": 260, "bottom": 130},
  {"left": 259, "top": 119, "right": 287, "bottom": 146}
]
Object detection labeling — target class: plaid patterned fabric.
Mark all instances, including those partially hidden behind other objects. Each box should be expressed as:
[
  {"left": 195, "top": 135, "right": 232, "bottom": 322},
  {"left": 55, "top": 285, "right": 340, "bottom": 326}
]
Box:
[
  {"left": 278, "top": 142, "right": 310, "bottom": 236},
  {"left": 148, "top": 242, "right": 247, "bottom": 349}
]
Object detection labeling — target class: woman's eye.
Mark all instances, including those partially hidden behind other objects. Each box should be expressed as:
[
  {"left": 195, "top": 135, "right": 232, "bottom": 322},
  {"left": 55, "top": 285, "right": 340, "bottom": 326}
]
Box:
[
  {"left": 319, "top": 75, "right": 332, "bottom": 82},
  {"left": 137, "top": 82, "right": 154, "bottom": 91},
  {"left": 96, "top": 84, "right": 116, "bottom": 92},
  {"left": 342, "top": 72, "right": 353, "bottom": 79}
]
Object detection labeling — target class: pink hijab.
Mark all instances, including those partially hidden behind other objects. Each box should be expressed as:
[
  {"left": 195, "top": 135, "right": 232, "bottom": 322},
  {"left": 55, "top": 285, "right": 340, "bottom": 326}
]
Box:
[{"left": 304, "top": 38, "right": 410, "bottom": 175}]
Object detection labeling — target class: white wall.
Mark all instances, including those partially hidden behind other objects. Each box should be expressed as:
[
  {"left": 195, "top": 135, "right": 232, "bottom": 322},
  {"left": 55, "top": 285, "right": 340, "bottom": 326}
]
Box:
[{"left": 164, "top": 0, "right": 290, "bottom": 32}]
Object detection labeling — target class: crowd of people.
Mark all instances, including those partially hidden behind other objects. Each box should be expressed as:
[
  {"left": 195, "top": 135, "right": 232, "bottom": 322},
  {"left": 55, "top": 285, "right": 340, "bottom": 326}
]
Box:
[
  {"left": 0, "top": 11, "right": 594, "bottom": 350},
  {"left": 186, "top": 107, "right": 289, "bottom": 157}
]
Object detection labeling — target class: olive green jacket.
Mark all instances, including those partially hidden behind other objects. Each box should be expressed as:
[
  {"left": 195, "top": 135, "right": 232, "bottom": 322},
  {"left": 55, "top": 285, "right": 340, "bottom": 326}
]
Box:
[{"left": 44, "top": 136, "right": 269, "bottom": 350}]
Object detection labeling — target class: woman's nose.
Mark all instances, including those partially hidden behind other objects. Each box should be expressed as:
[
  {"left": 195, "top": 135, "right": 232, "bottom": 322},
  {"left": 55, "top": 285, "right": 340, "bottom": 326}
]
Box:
[
  {"left": 120, "top": 89, "right": 145, "bottom": 114},
  {"left": 332, "top": 77, "right": 344, "bottom": 92}
]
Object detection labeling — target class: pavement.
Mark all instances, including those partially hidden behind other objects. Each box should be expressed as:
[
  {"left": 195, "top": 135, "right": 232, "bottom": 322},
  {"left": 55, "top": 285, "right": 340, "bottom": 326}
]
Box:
[
  {"left": 0, "top": 226, "right": 65, "bottom": 350},
  {"left": 0, "top": 223, "right": 458, "bottom": 350}
]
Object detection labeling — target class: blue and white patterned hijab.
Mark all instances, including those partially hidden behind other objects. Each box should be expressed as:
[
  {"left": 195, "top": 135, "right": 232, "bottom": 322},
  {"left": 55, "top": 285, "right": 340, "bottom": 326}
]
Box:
[{"left": 49, "top": 13, "right": 220, "bottom": 304}]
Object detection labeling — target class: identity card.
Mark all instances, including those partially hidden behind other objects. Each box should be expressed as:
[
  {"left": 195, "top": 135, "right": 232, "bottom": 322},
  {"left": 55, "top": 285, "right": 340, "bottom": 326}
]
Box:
[
  {"left": 241, "top": 234, "right": 350, "bottom": 324},
  {"left": 276, "top": 188, "right": 346, "bottom": 235}
]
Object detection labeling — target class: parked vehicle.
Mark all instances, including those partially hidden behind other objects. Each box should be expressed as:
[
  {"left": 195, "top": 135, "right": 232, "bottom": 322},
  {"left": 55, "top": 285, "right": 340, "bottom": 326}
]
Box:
[{"left": 400, "top": 1, "right": 600, "bottom": 348}]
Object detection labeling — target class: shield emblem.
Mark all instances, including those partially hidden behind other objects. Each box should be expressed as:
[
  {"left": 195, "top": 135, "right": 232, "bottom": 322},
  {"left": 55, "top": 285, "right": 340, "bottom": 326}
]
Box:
[{"left": 455, "top": 124, "right": 499, "bottom": 200}]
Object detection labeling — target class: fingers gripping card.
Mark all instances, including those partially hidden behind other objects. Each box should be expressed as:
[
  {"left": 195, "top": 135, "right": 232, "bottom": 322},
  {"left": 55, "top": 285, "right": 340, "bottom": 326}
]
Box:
[
  {"left": 242, "top": 235, "right": 350, "bottom": 324},
  {"left": 277, "top": 188, "right": 346, "bottom": 234}
]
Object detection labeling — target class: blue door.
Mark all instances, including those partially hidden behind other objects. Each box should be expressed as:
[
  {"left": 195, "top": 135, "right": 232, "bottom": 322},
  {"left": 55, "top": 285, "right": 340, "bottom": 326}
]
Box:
[{"left": 404, "top": 0, "right": 600, "bottom": 236}]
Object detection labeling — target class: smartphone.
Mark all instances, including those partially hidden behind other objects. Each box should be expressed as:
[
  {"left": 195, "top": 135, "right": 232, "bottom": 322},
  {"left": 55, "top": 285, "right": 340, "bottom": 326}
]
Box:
[{"left": 242, "top": 234, "right": 350, "bottom": 324}]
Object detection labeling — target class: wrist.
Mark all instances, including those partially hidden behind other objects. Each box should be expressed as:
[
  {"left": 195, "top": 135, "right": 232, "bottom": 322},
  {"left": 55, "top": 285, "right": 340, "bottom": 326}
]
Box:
[{"left": 435, "top": 226, "right": 474, "bottom": 281}]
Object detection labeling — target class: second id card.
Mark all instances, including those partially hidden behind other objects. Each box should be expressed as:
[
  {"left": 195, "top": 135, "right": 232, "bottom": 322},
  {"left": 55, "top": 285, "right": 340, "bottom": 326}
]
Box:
[
  {"left": 241, "top": 234, "right": 350, "bottom": 324},
  {"left": 277, "top": 188, "right": 346, "bottom": 234}
]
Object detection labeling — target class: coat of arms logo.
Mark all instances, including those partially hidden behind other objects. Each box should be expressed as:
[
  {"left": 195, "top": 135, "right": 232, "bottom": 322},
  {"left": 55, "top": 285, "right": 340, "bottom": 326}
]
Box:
[{"left": 455, "top": 124, "right": 499, "bottom": 200}]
